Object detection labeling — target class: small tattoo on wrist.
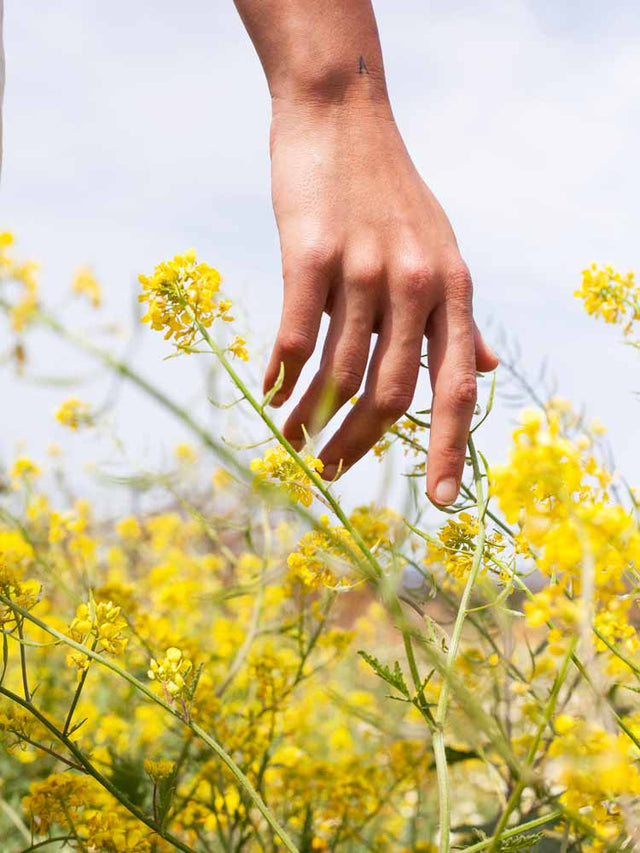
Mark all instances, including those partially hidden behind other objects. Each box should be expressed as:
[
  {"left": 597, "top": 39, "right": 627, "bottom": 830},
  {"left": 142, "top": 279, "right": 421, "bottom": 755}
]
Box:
[{"left": 358, "top": 55, "right": 369, "bottom": 75}]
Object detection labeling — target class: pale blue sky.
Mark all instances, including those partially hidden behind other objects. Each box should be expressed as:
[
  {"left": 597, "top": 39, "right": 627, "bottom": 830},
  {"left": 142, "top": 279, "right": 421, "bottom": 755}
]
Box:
[{"left": 1, "top": 1, "right": 639, "bottom": 512}]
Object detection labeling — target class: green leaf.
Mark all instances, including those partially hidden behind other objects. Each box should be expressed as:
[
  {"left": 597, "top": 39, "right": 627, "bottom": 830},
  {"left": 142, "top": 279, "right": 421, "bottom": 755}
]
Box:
[
  {"left": 500, "top": 830, "right": 544, "bottom": 851},
  {"left": 358, "top": 650, "right": 410, "bottom": 698}
]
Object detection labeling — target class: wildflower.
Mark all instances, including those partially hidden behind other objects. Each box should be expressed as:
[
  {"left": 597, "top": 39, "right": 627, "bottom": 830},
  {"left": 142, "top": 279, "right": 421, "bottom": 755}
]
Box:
[
  {"left": 174, "top": 442, "right": 197, "bottom": 465},
  {"left": 212, "top": 467, "right": 233, "bottom": 489},
  {"left": 144, "top": 758, "right": 175, "bottom": 781},
  {"left": 55, "top": 397, "right": 94, "bottom": 430},
  {"left": 10, "top": 456, "right": 41, "bottom": 482},
  {"left": 228, "top": 334, "right": 249, "bottom": 361},
  {"left": 23, "top": 774, "right": 91, "bottom": 834},
  {"left": 0, "top": 558, "right": 40, "bottom": 627},
  {"left": 148, "top": 646, "right": 193, "bottom": 702},
  {"left": 116, "top": 515, "right": 142, "bottom": 543},
  {"left": 71, "top": 265, "right": 102, "bottom": 308},
  {"left": 425, "top": 512, "right": 505, "bottom": 580},
  {"left": 67, "top": 599, "right": 128, "bottom": 673},
  {"left": 138, "top": 250, "right": 230, "bottom": 349},
  {"left": 250, "top": 444, "right": 323, "bottom": 507},
  {"left": 575, "top": 263, "right": 639, "bottom": 331},
  {"left": 547, "top": 719, "right": 640, "bottom": 843},
  {"left": 0, "top": 707, "right": 37, "bottom": 751},
  {"left": 0, "top": 233, "right": 40, "bottom": 331}
]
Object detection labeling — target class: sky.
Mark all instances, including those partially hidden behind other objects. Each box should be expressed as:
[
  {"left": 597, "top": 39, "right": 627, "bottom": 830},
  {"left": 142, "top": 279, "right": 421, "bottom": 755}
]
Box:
[{"left": 1, "top": 0, "right": 639, "bottom": 515}]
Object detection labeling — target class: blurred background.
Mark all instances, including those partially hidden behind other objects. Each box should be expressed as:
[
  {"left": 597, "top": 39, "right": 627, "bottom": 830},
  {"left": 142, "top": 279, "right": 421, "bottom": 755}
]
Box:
[{"left": 1, "top": 0, "right": 639, "bottom": 514}]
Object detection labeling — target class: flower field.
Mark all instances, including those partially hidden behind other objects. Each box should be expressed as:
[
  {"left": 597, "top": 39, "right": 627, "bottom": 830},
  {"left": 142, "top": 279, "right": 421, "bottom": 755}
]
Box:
[{"left": 1, "top": 233, "right": 640, "bottom": 852}]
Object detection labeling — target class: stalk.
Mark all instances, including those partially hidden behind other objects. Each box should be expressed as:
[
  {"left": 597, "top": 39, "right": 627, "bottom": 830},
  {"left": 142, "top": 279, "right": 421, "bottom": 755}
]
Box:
[{"left": 433, "top": 434, "right": 486, "bottom": 853}]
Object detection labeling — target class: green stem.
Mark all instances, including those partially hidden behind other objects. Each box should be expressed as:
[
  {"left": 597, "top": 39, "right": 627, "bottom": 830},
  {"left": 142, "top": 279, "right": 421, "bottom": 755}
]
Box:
[
  {"left": 433, "top": 434, "right": 487, "bottom": 853},
  {"left": 17, "top": 837, "right": 74, "bottom": 853},
  {"left": 460, "top": 809, "right": 563, "bottom": 853},
  {"left": 63, "top": 638, "right": 97, "bottom": 737}
]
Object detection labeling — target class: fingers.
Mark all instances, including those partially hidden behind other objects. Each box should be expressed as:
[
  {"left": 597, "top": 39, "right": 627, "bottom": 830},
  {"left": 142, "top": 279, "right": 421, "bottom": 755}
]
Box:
[
  {"left": 282, "top": 284, "right": 374, "bottom": 449},
  {"left": 473, "top": 321, "right": 499, "bottom": 373},
  {"left": 319, "top": 303, "right": 425, "bottom": 479},
  {"left": 263, "top": 254, "right": 331, "bottom": 407},
  {"left": 426, "top": 272, "right": 478, "bottom": 506}
]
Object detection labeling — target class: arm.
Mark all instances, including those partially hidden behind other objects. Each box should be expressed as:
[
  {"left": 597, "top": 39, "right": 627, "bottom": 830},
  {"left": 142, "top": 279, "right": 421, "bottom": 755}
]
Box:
[{"left": 233, "top": 0, "right": 498, "bottom": 505}]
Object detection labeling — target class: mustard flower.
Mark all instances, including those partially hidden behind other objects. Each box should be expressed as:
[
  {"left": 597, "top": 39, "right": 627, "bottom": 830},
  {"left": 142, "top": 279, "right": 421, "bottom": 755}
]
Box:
[
  {"left": 250, "top": 444, "right": 323, "bottom": 507},
  {"left": 148, "top": 646, "right": 193, "bottom": 702},
  {"left": 71, "top": 265, "right": 102, "bottom": 308},
  {"left": 138, "top": 249, "right": 230, "bottom": 349},
  {"left": 67, "top": 599, "right": 128, "bottom": 673},
  {"left": 55, "top": 397, "right": 94, "bottom": 430}
]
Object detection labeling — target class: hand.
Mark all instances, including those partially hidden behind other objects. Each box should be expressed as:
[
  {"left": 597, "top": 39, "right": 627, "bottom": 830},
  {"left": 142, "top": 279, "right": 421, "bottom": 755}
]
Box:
[{"left": 263, "top": 100, "right": 498, "bottom": 505}]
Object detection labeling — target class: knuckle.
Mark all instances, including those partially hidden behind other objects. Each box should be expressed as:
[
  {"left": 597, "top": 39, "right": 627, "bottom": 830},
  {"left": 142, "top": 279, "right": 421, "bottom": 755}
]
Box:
[
  {"left": 330, "top": 366, "right": 363, "bottom": 401},
  {"left": 446, "top": 374, "right": 477, "bottom": 411},
  {"left": 277, "top": 331, "right": 314, "bottom": 363},
  {"left": 433, "top": 443, "right": 467, "bottom": 469},
  {"left": 296, "top": 239, "right": 338, "bottom": 274},
  {"left": 348, "top": 259, "right": 385, "bottom": 291},
  {"left": 400, "top": 257, "right": 433, "bottom": 299},
  {"left": 444, "top": 261, "right": 473, "bottom": 303},
  {"left": 373, "top": 385, "right": 414, "bottom": 421}
]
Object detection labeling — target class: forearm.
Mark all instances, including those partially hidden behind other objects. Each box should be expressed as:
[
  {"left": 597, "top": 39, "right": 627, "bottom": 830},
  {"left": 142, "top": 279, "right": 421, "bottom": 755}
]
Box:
[{"left": 233, "top": 0, "right": 391, "bottom": 109}]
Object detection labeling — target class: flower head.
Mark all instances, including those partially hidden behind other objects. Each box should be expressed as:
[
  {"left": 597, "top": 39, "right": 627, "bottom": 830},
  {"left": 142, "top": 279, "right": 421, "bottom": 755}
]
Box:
[
  {"left": 250, "top": 445, "right": 323, "bottom": 507},
  {"left": 138, "top": 250, "right": 230, "bottom": 349},
  {"left": 71, "top": 265, "right": 102, "bottom": 308},
  {"left": 56, "top": 397, "right": 94, "bottom": 430}
]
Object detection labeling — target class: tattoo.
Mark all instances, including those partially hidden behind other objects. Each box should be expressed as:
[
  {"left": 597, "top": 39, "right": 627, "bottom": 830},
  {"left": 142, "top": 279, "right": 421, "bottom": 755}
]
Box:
[{"left": 358, "top": 55, "right": 369, "bottom": 75}]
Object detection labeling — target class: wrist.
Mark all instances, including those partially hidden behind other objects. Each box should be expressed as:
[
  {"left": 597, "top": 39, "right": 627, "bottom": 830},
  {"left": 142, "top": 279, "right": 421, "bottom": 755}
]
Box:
[{"left": 268, "top": 56, "right": 391, "bottom": 114}]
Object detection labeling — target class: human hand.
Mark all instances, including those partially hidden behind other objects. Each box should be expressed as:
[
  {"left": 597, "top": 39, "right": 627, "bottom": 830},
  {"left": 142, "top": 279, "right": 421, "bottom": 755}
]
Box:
[{"left": 264, "top": 101, "right": 498, "bottom": 506}]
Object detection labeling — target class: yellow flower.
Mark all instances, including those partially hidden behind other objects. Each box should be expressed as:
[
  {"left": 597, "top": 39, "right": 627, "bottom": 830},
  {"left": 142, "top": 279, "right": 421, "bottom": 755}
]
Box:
[
  {"left": 71, "top": 265, "right": 102, "bottom": 308},
  {"left": 575, "top": 263, "right": 639, "bottom": 333},
  {"left": 138, "top": 250, "right": 230, "bottom": 349},
  {"left": 174, "top": 442, "right": 197, "bottom": 465},
  {"left": 10, "top": 456, "right": 41, "bottom": 482},
  {"left": 148, "top": 646, "right": 194, "bottom": 702},
  {"left": 116, "top": 515, "right": 142, "bottom": 543},
  {"left": 228, "top": 334, "right": 249, "bottom": 361},
  {"left": 67, "top": 599, "right": 128, "bottom": 673},
  {"left": 144, "top": 759, "right": 175, "bottom": 781},
  {"left": 250, "top": 444, "right": 323, "bottom": 507},
  {"left": 55, "top": 397, "right": 94, "bottom": 430}
]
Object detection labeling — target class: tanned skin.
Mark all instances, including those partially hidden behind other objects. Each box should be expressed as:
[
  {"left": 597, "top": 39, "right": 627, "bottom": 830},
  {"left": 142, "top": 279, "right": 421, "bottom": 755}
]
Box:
[{"left": 233, "top": 0, "right": 498, "bottom": 505}]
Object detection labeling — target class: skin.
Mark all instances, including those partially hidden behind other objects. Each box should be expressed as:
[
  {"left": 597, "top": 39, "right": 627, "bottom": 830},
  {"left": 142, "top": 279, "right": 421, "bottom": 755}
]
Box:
[{"left": 233, "top": 0, "right": 498, "bottom": 505}]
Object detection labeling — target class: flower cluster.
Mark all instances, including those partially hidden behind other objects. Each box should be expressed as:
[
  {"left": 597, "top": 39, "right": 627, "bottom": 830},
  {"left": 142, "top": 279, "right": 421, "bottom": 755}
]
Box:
[
  {"left": 575, "top": 262, "right": 639, "bottom": 335},
  {"left": 250, "top": 444, "right": 324, "bottom": 506},
  {"left": 138, "top": 250, "right": 232, "bottom": 349},
  {"left": 56, "top": 397, "right": 94, "bottom": 430},
  {"left": 148, "top": 646, "right": 194, "bottom": 702},
  {"left": 426, "top": 511, "right": 506, "bottom": 580},
  {"left": 67, "top": 599, "right": 128, "bottom": 672},
  {"left": 71, "top": 265, "right": 102, "bottom": 308},
  {"left": 0, "top": 231, "right": 40, "bottom": 331}
]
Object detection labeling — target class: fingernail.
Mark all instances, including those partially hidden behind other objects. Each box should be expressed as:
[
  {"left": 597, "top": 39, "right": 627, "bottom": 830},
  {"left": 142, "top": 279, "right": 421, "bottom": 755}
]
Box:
[
  {"left": 434, "top": 478, "right": 458, "bottom": 506},
  {"left": 321, "top": 464, "right": 340, "bottom": 481},
  {"left": 269, "top": 392, "right": 287, "bottom": 408}
]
